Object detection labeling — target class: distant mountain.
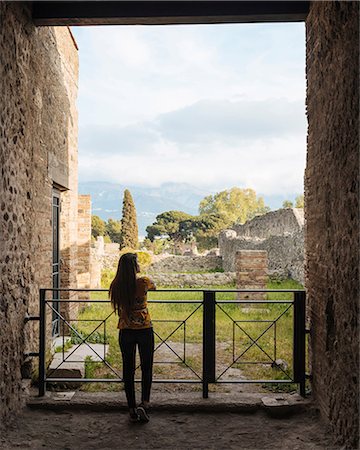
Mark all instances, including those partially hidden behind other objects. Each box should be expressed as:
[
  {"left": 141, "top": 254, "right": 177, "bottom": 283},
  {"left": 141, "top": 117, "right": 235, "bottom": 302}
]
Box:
[
  {"left": 79, "top": 181, "right": 300, "bottom": 237},
  {"left": 78, "top": 181, "right": 211, "bottom": 236}
]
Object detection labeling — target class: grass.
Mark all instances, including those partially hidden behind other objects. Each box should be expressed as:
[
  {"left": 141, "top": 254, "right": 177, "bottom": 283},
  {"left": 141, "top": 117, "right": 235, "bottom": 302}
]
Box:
[
  {"left": 74, "top": 278, "right": 303, "bottom": 392},
  {"left": 54, "top": 339, "right": 73, "bottom": 353}
]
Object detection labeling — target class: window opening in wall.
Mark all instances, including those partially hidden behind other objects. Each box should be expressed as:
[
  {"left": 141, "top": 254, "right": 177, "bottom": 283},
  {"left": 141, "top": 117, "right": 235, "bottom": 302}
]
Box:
[
  {"left": 71, "top": 23, "right": 306, "bottom": 393},
  {"left": 52, "top": 189, "right": 61, "bottom": 338}
]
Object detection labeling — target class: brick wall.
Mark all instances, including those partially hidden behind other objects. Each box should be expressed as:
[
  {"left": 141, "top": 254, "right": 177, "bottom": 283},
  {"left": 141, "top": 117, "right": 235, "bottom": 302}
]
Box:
[
  {"left": 0, "top": 3, "right": 79, "bottom": 425},
  {"left": 305, "top": 2, "right": 359, "bottom": 447},
  {"left": 236, "top": 250, "right": 268, "bottom": 300}
]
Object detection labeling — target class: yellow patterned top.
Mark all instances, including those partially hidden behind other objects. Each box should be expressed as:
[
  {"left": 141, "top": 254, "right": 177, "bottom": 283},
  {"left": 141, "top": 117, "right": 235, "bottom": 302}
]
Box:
[{"left": 117, "top": 276, "right": 156, "bottom": 330}]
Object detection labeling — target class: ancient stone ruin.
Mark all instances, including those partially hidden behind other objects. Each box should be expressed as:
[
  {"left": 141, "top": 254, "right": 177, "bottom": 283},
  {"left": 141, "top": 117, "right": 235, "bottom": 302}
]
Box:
[
  {"left": 0, "top": 2, "right": 358, "bottom": 448},
  {"left": 219, "top": 208, "right": 304, "bottom": 284}
]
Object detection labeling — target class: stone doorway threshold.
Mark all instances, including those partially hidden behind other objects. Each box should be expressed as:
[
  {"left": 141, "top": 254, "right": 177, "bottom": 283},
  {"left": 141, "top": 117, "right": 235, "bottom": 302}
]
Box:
[{"left": 27, "top": 391, "right": 311, "bottom": 418}]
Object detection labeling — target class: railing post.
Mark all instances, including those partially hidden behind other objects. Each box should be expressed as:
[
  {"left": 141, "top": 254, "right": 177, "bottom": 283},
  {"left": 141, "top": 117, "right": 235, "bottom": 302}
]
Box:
[
  {"left": 293, "top": 291, "right": 306, "bottom": 397},
  {"left": 203, "top": 290, "right": 216, "bottom": 398},
  {"left": 39, "top": 289, "right": 47, "bottom": 397}
]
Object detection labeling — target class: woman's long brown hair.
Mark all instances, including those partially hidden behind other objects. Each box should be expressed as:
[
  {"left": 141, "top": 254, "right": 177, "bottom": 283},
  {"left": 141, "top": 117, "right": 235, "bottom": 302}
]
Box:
[{"left": 109, "top": 253, "right": 138, "bottom": 318}]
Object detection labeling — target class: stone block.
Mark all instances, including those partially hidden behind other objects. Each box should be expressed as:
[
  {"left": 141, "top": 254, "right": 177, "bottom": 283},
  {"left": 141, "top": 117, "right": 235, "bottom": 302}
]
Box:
[{"left": 236, "top": 250, "right": 268, "bottom": 301}]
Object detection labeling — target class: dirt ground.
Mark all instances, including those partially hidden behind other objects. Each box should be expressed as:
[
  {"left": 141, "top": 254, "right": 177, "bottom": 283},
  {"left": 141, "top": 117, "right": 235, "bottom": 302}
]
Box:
[{"left": 0, "top": 407, "right": 338, "bottom": 450}]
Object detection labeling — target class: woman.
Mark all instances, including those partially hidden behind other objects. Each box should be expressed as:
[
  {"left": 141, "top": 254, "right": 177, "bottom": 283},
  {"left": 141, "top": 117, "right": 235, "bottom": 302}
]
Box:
[{"left": 109, "top": 252, "right": 156, "bottom": 423}]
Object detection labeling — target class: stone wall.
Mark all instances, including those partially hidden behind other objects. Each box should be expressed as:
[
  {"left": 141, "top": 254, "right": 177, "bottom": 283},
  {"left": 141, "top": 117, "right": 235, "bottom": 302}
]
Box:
[
  {"left": 77, "top": 195, "right": 91, "bottom": 300},
  {"left": 150, "top": 272, "right": 236, "bottom": 288},
  {"left": 102, "top": 243, "right": 121, "bottom": 269},
  {"left": 90, "top": 238, "right": 120, "bottom": 288},
  {"left": 148, "top": 255, "right": 223, "bottom": 273},
  {"left": 89, "top": 242, "right": 227, "bottom": 288},
  {"left": 219, "top": 209, "right": 304, "bottom": 284},
  {"left": 232, "top": 208, "right": 304, "bottom": 239},
  {"left": 90, "top": 237, "right": 103, "bottom": 289},
  {"left": 0, "top": 3, "right": 79, "bottom": 425},
  {"left": 305, "top": 2, "right": 359, "bottom": 447},
  {"left": 145, "top": 254, "right": 231, "bottom": 288}
]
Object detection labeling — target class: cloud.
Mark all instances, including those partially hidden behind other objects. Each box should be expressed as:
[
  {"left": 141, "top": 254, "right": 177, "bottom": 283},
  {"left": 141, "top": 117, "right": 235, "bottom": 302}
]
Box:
[
  {"left": 155, "top": 98, "right": 306, "bottom": 144},
  {"left": 79, "top": 96, "right": 306, "bottom": 154},
  {"left": 73, "top": 23, "right": 305, "bottom": 127},
  {"left": 79, "top": 134, "right": 305, "bottom": 195},
  {"left": 73, "top": 23, "right": 306, "bottom": 196},
  {"left": 79, "top": 97, "right": 306, "bottom": 194},
  {"left": 79, "top": 124, "right": 158, "bottom": 155}
]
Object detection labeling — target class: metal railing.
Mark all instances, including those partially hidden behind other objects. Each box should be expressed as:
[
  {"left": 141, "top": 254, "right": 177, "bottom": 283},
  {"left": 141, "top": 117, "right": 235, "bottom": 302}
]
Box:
[{"left": 32, "top": 288, "right": 306, "bottom": 399}]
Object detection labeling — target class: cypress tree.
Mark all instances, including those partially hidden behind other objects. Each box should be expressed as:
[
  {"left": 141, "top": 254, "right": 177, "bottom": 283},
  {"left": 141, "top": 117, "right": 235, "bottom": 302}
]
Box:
[{"left": 120, "top": 189, "right": 138, "bottom": 249}]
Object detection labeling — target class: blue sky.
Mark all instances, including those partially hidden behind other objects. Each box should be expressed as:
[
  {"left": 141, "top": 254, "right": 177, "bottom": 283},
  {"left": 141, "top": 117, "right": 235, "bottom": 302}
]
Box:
[{"left": 72, "top": 22, "right": 306, "bottom": 197}]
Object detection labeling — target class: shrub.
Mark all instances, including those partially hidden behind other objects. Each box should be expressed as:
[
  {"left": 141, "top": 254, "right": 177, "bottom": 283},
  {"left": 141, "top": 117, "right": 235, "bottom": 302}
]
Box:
[
  {"left": 101, "top": 269, "right": 115, "bottom": 289},
  {"left": 119, "top": 248, "right": 152, "bottom": 269},
  {"left": 70, "top": 325, "right": 109, "bottom": 345},
  {"left": 136, "top": 251, "right": 152, "bottom": 269},
  {"left": 100, "top": 251, "right": 152, "bottom": 289}
]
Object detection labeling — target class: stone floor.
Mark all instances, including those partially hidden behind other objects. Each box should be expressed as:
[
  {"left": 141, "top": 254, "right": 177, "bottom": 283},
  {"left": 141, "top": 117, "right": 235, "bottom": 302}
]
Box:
[
  {"left": 0, "top": 391, "right": 339, "bottom": 450},
  {"left": 49, "top": 342, "right": 110, "bottom": 379}
]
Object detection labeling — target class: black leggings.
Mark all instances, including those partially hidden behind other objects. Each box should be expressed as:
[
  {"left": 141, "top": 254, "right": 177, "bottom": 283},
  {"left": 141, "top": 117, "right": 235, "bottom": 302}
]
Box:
[{"left": 119, "top": 328, "right": 154, "bottom": 409}]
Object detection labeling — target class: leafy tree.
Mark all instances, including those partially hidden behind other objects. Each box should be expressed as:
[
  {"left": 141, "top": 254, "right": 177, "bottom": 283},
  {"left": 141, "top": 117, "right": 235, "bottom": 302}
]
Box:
[
  {"left": 120, "top": 189, "right": 138, "bottom": 249},
  {"left": 142, "top": 237, "right": 169, "bottom": 255},
  {"left": 91, "top": 215, "right": 106, "bottom": 239},
  {"left": 103, "top": 235, "right": 112, "bottom": 244},
  {"left": 146, "top": 211, "right": 193, "bottom": 243},
  {"left": 179, "top": 213, "right": 228, "bottom": 250},
  {"left": 199, "top": 187, "right": 269, "bottom": 227},
  {"left": 282, "top": 200, "right": 294, "bottom": 208},
  {"left": 295, "top": 194, "right": 304, "bottom": 208},
  {"left": 106, "top": 218, "right": 122, "bottom": 244}
]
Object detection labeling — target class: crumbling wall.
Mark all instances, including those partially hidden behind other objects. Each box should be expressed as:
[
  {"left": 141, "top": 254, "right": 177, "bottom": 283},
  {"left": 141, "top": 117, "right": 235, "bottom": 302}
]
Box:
[
  {"left": 232, "top": 208, "right": 304, "bottom": 239},
  {"left": 149, "top": 272, "right": 235, "bottom": 288},
  {"left": 89, "top": 239, "right": 120, "bottom": 288},
  {"left": 305, "top": 2, "right": 359, "bottom": 447},
  {"left": 0, "top": 3, "right": 78, "bottom": 425},
  {"left": 219, "top": 209, "right": 304, "bottom": 284},
  {"left": 148, "top": 255, "right": 223, "bottom": 273}
]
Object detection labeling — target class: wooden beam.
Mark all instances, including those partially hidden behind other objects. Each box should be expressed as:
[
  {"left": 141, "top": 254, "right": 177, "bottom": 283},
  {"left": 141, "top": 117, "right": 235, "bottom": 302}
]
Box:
[{"left": 32, "top": 1, "right": 309, "bottom": 26}]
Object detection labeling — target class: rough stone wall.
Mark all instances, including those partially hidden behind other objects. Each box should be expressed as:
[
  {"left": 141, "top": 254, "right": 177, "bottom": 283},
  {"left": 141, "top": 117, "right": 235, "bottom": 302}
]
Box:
[
  {"left": 232, "top": 208, "right": 304, "bottom": 239},
  {"left": 56, "top": 26, "right": 79, "bottom": 320},
  {"left": 90, "top": 242, "right": 227, "bottom": 288},
  {"left": 90, "top": 252, "right": 102, "bottom": 289},
  {"left": 150, "top": 272, "right": 236, "bottom": 288},
  {"left": 102, "top": 243, "right": 121, "bottom": 269},
  {"left": 236, "top": 250, "right": 268, "bottom": 300},
  {"left": 90, "top": 237, "right": 104, "bottom": 288},
  {"left": 305, "top": 2, "right": 359, "bottom": 447},
  {"left": 77, "top": 195, "right": 91, "bottom": 300},
  {"left": 148, "top": 255, "right": 223, "bottom": 273},
  {"left": 89, "top": 239, "right": 120, "bottom": 288},
  {"left": 0, "top": 3, "right": 78, "bottom": 425},
  {"left": 219, "top": 211, "right": 304, "bottom": 284}
]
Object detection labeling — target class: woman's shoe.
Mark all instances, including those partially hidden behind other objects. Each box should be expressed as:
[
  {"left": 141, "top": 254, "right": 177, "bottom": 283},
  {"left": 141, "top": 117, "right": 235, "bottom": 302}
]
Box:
[
  {"left": 136, "top": 405, "right": 150, "bottom": 423},
  {"left": 129, "top": 411, "right": 139, "bottom": 423}
]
